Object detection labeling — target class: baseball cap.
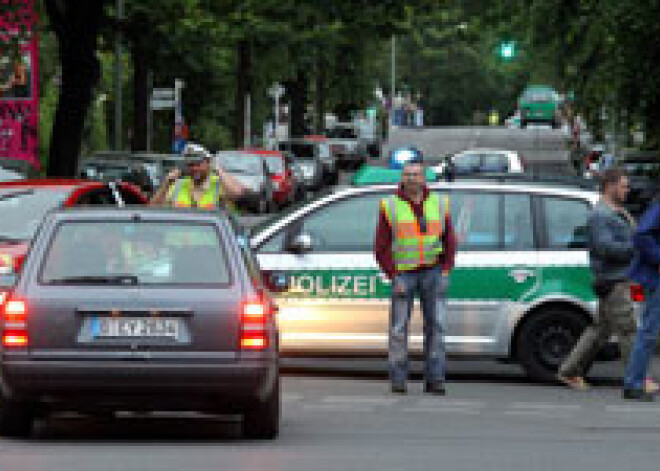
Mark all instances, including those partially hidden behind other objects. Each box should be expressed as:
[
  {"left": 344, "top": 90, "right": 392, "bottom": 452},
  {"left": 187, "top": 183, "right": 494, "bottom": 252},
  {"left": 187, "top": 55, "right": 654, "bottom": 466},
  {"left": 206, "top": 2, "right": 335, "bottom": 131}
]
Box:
[{"left": 183, "top": 143, "right": 211, "bottom": 164}]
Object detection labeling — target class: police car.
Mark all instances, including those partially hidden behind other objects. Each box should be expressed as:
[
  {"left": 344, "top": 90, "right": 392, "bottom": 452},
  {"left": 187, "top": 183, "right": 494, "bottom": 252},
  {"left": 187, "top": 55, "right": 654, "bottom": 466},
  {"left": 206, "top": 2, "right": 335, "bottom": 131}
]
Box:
[{"left": 251, "top": 175, "right": 632, "bottom": 381}]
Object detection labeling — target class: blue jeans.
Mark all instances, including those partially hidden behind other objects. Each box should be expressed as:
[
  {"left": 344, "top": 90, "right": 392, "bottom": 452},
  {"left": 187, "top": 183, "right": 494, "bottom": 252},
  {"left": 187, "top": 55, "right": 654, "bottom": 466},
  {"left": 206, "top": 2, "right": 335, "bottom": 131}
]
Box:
[
  {"left": 623, "top": 283, "right": 660, "bottom": 390},
  {"left": 389, "top": 267, "right": 447, "bottom": 384}
]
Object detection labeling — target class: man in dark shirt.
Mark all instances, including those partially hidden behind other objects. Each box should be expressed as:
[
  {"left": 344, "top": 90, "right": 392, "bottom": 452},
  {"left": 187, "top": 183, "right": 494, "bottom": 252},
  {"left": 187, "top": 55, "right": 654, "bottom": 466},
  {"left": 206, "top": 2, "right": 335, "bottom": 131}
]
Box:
[{"left": 374, "top": 158, "right": 456, "bottom": 395}]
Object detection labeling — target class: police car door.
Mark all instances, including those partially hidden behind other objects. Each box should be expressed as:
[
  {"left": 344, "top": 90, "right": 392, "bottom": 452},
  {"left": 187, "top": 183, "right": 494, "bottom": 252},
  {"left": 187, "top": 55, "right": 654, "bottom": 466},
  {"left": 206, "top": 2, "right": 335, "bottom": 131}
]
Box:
[
  {"left": 255, "top": 191, "right": 391, "bottom": 355},
  {"left": 448, "top": 189, "right": 539, "bottom": 355}
]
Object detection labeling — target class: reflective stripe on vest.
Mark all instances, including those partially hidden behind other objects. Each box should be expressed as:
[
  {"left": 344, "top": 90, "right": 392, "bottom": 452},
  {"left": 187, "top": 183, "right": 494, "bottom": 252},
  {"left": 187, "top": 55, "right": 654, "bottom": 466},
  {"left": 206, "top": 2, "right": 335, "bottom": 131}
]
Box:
[
  {"left": 171, "top": 176, "right": 223, "bottom": 209},
  {"left": 382, "top": 193, "right": 447, "bottom": 272}
]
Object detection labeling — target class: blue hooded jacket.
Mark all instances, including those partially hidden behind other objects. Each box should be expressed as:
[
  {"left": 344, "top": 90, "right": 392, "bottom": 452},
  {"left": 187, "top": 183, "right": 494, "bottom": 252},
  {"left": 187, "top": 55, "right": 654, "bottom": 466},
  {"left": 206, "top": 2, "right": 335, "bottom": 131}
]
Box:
[{"left": 629, "top": 200, "right": 660, "bottom": 290}]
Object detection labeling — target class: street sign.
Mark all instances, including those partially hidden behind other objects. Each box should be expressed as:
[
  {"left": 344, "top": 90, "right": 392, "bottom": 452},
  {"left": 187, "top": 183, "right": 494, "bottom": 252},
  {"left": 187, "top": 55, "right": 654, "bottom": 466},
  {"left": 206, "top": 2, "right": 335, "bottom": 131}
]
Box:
[
  {"left": 152, "top": 88, "right": 175, "bottom": 100},
  {"left": 151, "top": 88, "right": 176, "bottom": 110},
  {"left": 151, "top": 99, "right": 176, "bottom": 110},
  {"left": 268, "top": 83, "right": 285, "bottom": 99}
]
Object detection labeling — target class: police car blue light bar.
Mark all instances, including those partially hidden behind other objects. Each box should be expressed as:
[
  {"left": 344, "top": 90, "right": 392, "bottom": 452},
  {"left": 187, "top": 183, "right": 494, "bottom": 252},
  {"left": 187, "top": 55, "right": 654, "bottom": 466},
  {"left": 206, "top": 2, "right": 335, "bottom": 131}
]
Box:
[{"left": 388, "top": 147, "right": 423, "bottom": 170}]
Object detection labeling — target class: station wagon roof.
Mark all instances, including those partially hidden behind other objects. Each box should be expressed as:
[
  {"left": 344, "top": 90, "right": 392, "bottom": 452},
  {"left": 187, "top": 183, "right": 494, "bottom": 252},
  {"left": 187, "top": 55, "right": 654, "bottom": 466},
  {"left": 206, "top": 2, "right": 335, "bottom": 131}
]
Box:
[{"left": 50, "top": 207, "right": 233, "bottom": 223}]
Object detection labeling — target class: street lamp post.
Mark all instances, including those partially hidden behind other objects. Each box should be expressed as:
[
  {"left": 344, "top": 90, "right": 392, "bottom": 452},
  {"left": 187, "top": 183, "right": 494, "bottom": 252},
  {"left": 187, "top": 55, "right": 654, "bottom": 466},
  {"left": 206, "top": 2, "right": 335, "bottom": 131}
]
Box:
[
  {"left": 114, "top": 0, "right": 124, "bottom": 151},
  {"left": 390, "top": 35, "right": 396, "bottom": 131},
  {"left": 268, "top": 83, "right": 285, "bottom": 149}
]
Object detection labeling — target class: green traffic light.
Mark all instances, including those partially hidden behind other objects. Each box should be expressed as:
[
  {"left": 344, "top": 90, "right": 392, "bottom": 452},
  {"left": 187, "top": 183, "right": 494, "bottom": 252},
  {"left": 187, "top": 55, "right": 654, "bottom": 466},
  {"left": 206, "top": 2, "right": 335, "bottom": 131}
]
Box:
[{"left": 499, "top": 41, "right": 515, "bottom": 60}]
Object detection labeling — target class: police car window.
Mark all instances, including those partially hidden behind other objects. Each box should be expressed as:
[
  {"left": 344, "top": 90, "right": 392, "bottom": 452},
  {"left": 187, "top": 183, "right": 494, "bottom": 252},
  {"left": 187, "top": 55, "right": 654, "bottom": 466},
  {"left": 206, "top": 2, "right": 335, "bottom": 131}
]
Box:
[
  {"left": 504, "top": 193, "right": 534, "bottom": 250},
  {"left": 301, "top": 194, "right": 383, "bottom": 252},
  {"left": 451, "top": 191, "right": 500, "bottom": 250},
  {"left": 542, "top": 197, "right": 589, "bottom": 249}
]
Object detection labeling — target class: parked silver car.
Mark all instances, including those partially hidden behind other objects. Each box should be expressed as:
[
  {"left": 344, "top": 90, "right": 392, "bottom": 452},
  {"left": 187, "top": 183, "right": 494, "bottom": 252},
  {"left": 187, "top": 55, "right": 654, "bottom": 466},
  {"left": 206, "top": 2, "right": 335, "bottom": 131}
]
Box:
[{"left": 216, "top": 151, "right": 276, "bottom": 214}]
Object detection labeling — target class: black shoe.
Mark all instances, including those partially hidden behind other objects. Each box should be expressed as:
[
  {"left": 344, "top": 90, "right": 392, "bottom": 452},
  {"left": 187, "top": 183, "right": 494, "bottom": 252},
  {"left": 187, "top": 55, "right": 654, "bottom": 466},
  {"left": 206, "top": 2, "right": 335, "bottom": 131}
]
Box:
[
  {"left": 623, "top": 388, "right": 655, "bottom": 402},
  {"left": 424, "top": 381, "right": 446, "bottom": 395},
  {"left": 391, "top": 382, "right": 407, "bottom": 395}
]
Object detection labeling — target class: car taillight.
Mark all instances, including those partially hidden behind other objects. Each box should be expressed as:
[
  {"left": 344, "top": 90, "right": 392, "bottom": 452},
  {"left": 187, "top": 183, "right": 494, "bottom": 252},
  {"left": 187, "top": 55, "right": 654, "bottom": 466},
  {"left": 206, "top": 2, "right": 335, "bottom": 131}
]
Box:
[
  {"left": 2, "top": 299, "right": 28, "bottom": 348},
  {"left": 240, "top": 300, "right": 270, "bottom": 351},
  {"left": 631, "top": 284, "right": 645, "bottom": 303}
]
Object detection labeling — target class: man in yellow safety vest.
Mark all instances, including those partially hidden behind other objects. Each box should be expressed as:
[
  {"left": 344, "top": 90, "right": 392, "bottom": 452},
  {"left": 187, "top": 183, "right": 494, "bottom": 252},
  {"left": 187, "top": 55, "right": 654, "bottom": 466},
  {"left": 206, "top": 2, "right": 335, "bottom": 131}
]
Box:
[
  {"left": 374, "top": 155, "right": 457, "bottom": 395},
  {"left": 151, "top": 143, "right": 245, "bottom": 210}
]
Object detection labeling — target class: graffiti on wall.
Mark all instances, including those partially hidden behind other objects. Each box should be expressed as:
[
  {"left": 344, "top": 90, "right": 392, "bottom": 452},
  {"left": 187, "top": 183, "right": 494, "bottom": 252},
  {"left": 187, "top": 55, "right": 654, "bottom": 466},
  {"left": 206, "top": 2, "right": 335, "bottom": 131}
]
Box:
[{"left": 0, "top": 0, "right": 39, "bottom": 168}]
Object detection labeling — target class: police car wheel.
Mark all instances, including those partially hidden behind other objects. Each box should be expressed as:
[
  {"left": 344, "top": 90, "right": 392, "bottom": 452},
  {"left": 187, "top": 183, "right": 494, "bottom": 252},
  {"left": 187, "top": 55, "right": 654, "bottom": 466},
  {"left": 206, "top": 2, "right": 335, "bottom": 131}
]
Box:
[
  {"left": 0, "top": 396, "right": 35, "bottom": 437},
  {"left": 516, "top": 308, "right": 588, "bottom": 382},
  {"left": 243, "top": 376, "right": 280, "bottom": 440}
]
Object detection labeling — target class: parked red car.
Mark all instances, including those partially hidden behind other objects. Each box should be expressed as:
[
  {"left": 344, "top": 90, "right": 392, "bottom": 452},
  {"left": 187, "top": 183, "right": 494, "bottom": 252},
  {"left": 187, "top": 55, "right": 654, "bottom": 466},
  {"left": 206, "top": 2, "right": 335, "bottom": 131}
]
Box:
[
  {"left": 240, "top": 149, "right": 295, "bottom": 207},
  {"left": 0, "top": 179, "right": 147, "bottom": 278}
]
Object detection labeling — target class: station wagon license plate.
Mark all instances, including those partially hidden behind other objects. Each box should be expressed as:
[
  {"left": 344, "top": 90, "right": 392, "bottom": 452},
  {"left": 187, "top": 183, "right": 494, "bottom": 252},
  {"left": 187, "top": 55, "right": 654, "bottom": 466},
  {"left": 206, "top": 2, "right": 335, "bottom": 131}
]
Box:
[{"left": 92, "top": 317, "right": 180, "bottom": 340}]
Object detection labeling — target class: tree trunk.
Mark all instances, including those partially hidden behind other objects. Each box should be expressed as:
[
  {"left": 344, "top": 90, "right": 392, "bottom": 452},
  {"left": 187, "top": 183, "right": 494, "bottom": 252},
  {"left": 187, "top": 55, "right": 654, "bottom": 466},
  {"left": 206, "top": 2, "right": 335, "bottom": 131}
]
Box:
[
  {"left": 131, "top": 37, "right": 149, "bottom": 151},
  {"left": 45, "top": 0, "right": 104, "bottom": 177},
  {"left": 235, "top": 40, "right": 252, "bottom": 147},
  {"left": 289, "top": 69, "right": 307, "bottom": 138}
]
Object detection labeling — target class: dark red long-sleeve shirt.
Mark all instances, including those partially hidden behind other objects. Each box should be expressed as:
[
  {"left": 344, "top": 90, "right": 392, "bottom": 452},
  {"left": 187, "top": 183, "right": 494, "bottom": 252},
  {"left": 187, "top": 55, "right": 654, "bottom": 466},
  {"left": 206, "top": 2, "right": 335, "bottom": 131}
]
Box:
[{"left": 374, "top": 186, "right": 456, "bottom": 279}]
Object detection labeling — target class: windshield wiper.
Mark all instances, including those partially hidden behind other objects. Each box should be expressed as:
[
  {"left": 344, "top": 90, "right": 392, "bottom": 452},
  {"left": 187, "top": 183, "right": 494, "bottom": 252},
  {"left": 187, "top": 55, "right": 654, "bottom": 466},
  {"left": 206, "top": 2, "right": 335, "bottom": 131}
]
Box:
[{"left": 47, "top": 275, "right": 139, "bottom": 285}]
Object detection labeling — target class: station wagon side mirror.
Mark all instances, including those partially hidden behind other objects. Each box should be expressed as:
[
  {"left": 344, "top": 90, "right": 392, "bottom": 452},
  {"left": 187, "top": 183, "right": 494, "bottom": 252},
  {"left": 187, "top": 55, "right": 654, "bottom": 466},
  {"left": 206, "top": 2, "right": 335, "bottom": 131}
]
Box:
[{"left": 287, "top": 233, "right": 313, "bottom": 254}]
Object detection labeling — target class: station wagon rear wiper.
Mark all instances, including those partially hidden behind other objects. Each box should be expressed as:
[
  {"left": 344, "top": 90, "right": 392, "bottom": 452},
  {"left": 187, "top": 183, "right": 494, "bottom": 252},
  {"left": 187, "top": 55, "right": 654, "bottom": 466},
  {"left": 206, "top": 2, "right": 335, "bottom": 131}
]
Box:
[
  {"left": 0, "top": 235, "right": 24, "bottom": 244},
  {"left": 48, "top": 275, "right": 140, "bottom": 285}
]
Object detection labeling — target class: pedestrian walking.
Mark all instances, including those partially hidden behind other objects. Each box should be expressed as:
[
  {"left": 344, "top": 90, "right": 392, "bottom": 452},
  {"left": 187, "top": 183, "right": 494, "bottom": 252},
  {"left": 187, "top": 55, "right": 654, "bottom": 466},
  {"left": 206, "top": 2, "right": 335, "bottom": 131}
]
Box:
[
  {"left": 623, "top": 193, "right": 660, "bottom": 401},
  {"left": 374, "top": 154, "right": 456, "bottom": 395},
  {"left": 557, "top": 168, "right": 659, "bottom": 393}
]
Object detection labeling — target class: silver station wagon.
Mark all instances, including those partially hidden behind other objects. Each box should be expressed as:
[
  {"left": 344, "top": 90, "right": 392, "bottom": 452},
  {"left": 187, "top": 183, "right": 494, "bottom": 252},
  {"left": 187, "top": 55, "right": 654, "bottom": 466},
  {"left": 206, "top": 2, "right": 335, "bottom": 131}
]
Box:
[{"left": 0, "top": 208, "right": 279, "bottom": 439}]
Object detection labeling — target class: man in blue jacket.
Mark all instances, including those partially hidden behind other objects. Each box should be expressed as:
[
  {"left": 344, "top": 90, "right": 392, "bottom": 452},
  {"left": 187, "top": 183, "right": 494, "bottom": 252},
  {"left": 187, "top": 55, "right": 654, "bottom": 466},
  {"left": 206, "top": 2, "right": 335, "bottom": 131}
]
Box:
[{"left": 625, "top": 195, "right": 660, "bottom": 401}]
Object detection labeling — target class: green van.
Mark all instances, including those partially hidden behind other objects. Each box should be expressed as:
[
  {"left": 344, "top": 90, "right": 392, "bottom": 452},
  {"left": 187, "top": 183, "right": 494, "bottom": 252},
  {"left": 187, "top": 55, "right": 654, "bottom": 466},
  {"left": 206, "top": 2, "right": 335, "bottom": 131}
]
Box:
[{"left": 518, "top": 85, "right": 561, "bottom": 128}]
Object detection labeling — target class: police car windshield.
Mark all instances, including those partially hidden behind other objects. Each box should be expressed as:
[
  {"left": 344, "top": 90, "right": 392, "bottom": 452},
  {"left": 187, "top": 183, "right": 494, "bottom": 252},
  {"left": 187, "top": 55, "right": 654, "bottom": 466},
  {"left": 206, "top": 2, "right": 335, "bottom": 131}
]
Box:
[{"left": 250, "top": 186, "right": 352, "bottom": 241}]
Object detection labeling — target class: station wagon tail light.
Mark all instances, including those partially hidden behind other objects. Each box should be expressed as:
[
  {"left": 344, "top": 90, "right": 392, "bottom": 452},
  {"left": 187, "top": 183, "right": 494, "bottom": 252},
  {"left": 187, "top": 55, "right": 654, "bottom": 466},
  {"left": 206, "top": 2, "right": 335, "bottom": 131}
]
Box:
[
  {"left": 631, "top": 284, "right": 645, "bottom": 303},
  {"left": 243, "top": 301, "right": 267, "bottom": 323},
  {"left": 240, "top": 300, "right": 269, "bottom": 350},
  {"left": 2, "top": 299, "right": 28, "bottom": 348},
  {"left": 2, "top": 332, "right": 29, "bottom": 348},
  {"left": 240, "top": 333, "right": 268, "bottom": 350}
]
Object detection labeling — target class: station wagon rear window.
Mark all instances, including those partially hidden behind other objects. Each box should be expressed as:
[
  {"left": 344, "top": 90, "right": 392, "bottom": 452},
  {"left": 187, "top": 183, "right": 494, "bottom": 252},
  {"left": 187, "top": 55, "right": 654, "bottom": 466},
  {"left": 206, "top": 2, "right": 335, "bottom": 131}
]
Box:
[{"left": 40, "top": 221, "right": 231, "bottom": 286}]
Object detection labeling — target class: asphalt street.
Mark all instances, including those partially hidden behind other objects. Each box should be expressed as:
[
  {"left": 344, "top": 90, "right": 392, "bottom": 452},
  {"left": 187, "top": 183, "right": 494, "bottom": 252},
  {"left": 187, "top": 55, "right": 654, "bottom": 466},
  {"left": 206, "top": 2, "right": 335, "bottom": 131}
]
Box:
[{"left": 1, "top": 361, "right": 660, "bottom": 471}]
